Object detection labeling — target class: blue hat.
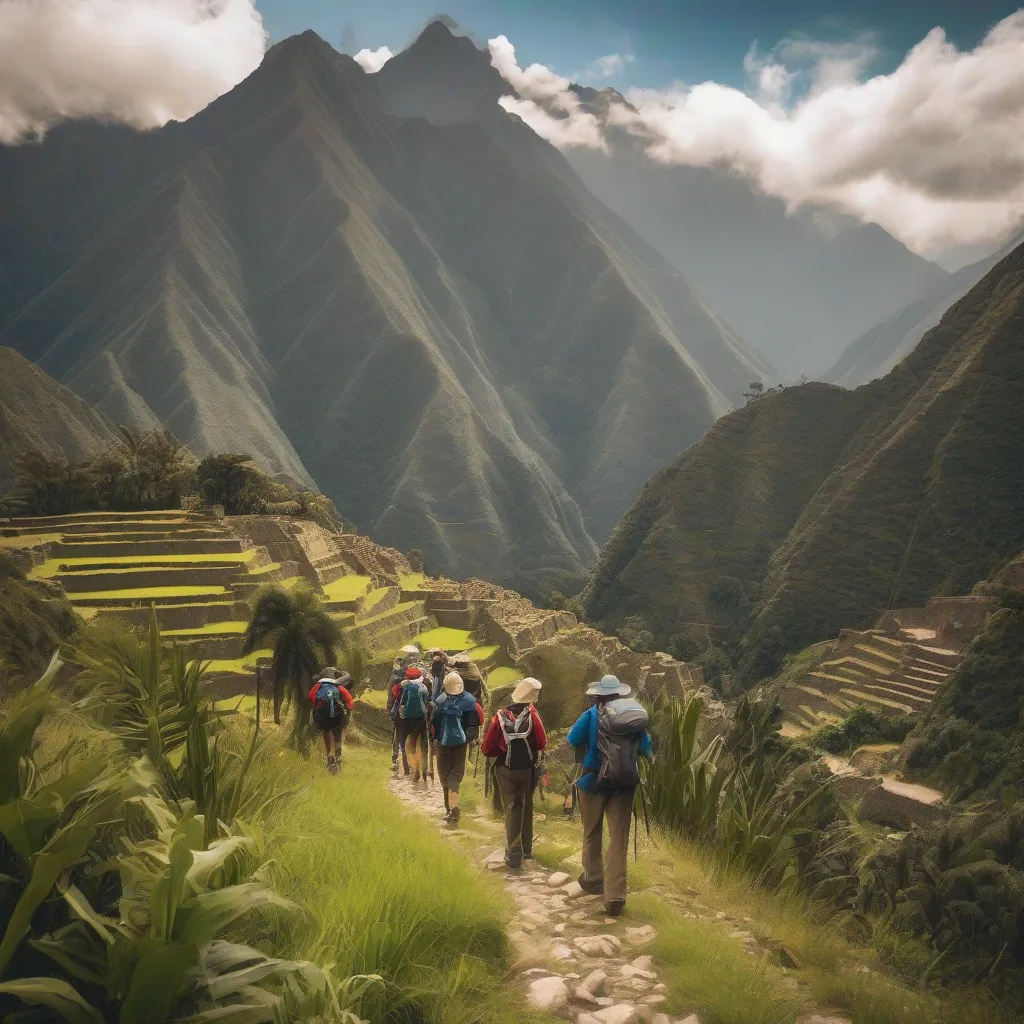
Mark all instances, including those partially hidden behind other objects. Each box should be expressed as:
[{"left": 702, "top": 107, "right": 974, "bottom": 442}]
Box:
[{"left": 586, "top": 674, "right": 631, "bottom": 697}]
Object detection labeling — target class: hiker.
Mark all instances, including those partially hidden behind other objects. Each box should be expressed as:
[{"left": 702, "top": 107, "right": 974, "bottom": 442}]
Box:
[
  {"left": 388, "top": 645, "right": 422, "bottom": 768},
  {"left": 428, "top": 648, "right": 449, "bottom": 700},
  {"left": 566, "top": 674, "right": 652, "bottom": 916},
  {"left": 431, "top": 671, "right": 484, "bottom": 826},
  {"left": 451, "top": 652, "right": 488, "bottom": 704},
  {"left": 308, "top": 667, "right": 354, "bottom": 774},
  {"left": 481, "top": 677, "right": 546, "bottom": 869},
  {"left": 396, "top": 665, "right": 430, "bottom": 783}
]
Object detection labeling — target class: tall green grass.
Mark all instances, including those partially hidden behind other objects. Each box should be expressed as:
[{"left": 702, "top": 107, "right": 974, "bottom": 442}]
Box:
[{"left": 244, "top": 742, "right": 551, "bottom": 1023}]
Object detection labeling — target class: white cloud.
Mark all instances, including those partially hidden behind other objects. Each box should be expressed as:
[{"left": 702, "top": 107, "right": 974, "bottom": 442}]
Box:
[
  {"left": 487, "top": 35, "right": 607, "bottom": 150},
  {"left": 0, "top": 0, "right": 266, "bottom": 143},
  {"left": 353, "top": 45, "right": 394, "bottom": 73},
  {"left": 587, "top": 52, "right": 633, "bottom": 80},
  {"left": 490, "top": 14, "right": 1024, "bottom": 256}
]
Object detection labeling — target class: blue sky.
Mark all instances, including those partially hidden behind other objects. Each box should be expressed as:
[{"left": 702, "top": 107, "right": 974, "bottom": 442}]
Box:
[{"left": 255, "top": 0, "right": 1022, "bottom": 88}]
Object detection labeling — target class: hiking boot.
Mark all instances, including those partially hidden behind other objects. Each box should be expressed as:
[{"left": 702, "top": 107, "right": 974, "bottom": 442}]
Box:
[
  {"left": 578, "top": 872, "right": 604, "bottom": 895},
  {"left": 604, "top": 899, "right": 625, "bottom": 917},
  {"left": 448, "top": 806, "right": 461, "bottom": 827},
  {"left": 505, "top": 859, "right": 522, "bottom": 872},
  {"left": 412, "top": 770, "right": 421, "bottom": 784},
  {"left": 327, "top": 755, "right": 338, "bottom": 775}
]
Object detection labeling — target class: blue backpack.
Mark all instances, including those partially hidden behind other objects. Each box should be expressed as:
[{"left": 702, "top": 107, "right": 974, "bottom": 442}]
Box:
[
  {"left": 400, "top": 682, "right": 427, "bottom": 721},
  {"left": 315, "top": 682, "right": 344, "bottom": 719},
  {"left": 437, "top": 695, "right": 469, "bottom": 747}
]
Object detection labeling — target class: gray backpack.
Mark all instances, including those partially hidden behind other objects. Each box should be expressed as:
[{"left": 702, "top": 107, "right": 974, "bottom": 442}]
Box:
[{"left": 595, "top": 698, "right": 649, "bottom": 790}]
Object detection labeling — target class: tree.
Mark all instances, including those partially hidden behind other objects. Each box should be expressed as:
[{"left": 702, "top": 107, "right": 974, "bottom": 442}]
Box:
[
  {"left": 241, "top": 585, "right": 342, "bottom": 745},
  {"left": 5, "top": 450, "right": 86, "bottom": 515},
  {"left": 197, "top": 453, "right": 266, "bottom": 515},
  {"left": 618, "top": 614, "right": 655, "bottom": 653},
  {"left": 407, "top": 548, "right": 424, "bottom": 573}
]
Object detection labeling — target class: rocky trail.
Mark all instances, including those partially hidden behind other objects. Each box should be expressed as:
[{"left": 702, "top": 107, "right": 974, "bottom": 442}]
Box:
[{"left": 389, "top": 770, "right": 688, "bottom": 1024}]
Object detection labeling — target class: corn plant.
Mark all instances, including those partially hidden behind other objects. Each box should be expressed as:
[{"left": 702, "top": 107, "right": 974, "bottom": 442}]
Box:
[{"left": 643, "top": 692, "right": 725, "bottom": 841}]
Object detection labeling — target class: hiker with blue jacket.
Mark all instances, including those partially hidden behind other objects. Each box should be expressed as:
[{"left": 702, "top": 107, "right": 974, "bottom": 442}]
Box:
[
  {"left": 396, "top": 666, "right": 431, "bottom": 783},
  {"left": 431, "top": 671, "right": 484, "bottom": 826},
  {"left": 566, "top": 675, "right": 652, "bottom": 917}
]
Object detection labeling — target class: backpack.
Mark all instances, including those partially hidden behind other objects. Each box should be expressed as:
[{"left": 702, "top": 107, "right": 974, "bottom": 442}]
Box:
[
  {"left": 399, "top": 681, "right": 426, "bottom": 721},
  {"left": 437, "top": 695, "right": 468, "bottom": 747},
  {"left": 498, "top": 707, "right": 534, "bottom": 770},
  {"left": 314, "top": 681, "right": 345, "bottom": 720},
  {"left": 595, "top": 698, "right": 650, "bottom": 791}
]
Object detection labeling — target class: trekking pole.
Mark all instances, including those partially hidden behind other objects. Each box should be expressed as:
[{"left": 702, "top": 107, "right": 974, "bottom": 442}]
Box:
[{"left": 473, "top": 740, "right": 481, "bottom": 778}]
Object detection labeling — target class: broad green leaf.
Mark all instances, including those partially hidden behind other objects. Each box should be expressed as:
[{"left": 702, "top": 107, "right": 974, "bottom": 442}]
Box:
[
  {"left": 62, "top": 883, "right": 118, "bottom": 944},
  {"left": 0, "top": 652, "right": 61, "bottom": 803},
  {"left": 149, "top": 818, "right": 200, "bottom": 939},
  {"left": 176, "top": 884, "right": 294, "bottom": 947},
  {"left": 0, "top": 976, "right": 102, "bottom": 1024},
  {"left": 31, "top": 921, "right": 109, "bottom": 987},
  {"left": 119, "top": 941, "right": 199, "bottom": 1024},
  {"left": 0, "top": 820, "right": 96, "bottom": 975}
]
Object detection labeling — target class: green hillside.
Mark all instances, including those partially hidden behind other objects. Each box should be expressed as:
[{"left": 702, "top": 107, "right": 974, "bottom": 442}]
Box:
[{"left": 585, "top": 237, "right": 1024, "bottom": 682}]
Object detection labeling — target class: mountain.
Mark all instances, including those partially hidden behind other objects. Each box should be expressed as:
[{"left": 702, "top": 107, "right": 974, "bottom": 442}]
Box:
[
  {"left": 0, "top": 28, "right": 769, "bottom": 596},
  {"left": 0, "top": 348, "right": 113, "bottom": 488},
  {"left": 584, "top": 236, "right": 1024, "bottom": 678},
  {"left": 562, "top": 100, "right": 949, "bottom": 380},
  {"left": 825, "top": 230, "right": 1024, "bottom": 388}
]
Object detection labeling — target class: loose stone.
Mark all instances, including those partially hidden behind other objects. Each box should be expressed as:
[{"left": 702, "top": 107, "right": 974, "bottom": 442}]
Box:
[{"left": 526, "top": 977, "right": 569, "bottom": 1012}]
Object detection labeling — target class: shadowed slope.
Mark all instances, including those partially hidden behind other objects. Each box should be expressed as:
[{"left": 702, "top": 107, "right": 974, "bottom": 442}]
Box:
[{"left": 586, "top": 237, "right": 1024, "bottom": 669}]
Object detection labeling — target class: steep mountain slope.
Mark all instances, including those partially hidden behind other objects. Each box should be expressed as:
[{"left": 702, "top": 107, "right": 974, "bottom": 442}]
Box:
[
  {"left": 0, "top": 348, "right": 113, "bottom": 488},
  {"left": 826, "top": 230, "right": 1024, "bottom": 388},
  {"left": 586, "top": 237, "right": 1024, "bottom": 674},
  {"left": 375, "top": 28, "right": 946, "bottom": 380},
  {"left": 0, "top": 30, "right": 763, "bottom": 595}
]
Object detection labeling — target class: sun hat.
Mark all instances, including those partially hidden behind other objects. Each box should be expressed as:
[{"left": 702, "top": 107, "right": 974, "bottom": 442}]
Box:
[
  {"left": 405, "top": 666, "right": 423, "bottom": 680},
  {"left": 461, "top": 662, "right": 482, "bottom": 681},
  {"left": 400, "top": 644, "right": 421, "bottom": 657},
  {"left": 586, "top": 674, "right": 631, "bottom": 697},
  {"left": 451, "top": 652, "right": 471, "bottom": 666},
  {"left": 443, "top": 671, "right": 465, "bottom": 696},
  {"left": 511, "top": 677, "right": 542, "bottom": 703}
]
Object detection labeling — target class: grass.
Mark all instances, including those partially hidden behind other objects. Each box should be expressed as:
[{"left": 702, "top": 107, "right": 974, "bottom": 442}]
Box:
[
  {"left": 202, "top": 649, "right": 271, "bottom": 673},
  {"left": 413, "top": 626, "right": 475, "bottom": 651},
  {"left": 163, "top": 620, "right": 248, "bottom": 636},
  {"left": 243, "top": 741, "right": 553, "bottom": 1024},
  {"left": 247, "top": 561, "right": 282, "bottom": 575},
  {"left": 467, "top": 644, "right": 500, "bottom": 662},
  {"left": 68, "top": 585, "right": 230, "bottom": 600},
  {"left": 323, "top": 575, "right": 372, "bottom": 601},
  {"left": 634, "top": 892, "right": 799, "bottom": 1024},
  {"left": 487, "top": 666, "right": 521, "bottom": 690},
  {"left": 0, "top": 531, "right": 62, "bottom": 547},
  {"left": 398, "top": 572, "right": 427, "bottom": 589}
]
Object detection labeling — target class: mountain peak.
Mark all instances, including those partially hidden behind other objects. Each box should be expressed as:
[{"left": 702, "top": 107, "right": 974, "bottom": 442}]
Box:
[{"left": 417, "top": 19, "right": 458, "bottom": 45}]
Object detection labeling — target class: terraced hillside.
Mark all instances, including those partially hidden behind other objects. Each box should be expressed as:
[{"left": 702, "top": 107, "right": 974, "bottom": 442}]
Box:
[
  {"left": 2, "top": 512, "right": 706, "bottom": 721},
  {"left": 778, "top": 629, "right": 961, "bottom": 736}
]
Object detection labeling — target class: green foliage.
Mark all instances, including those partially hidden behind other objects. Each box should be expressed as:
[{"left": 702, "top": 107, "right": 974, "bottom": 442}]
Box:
[
  {"left": 812, "top": 707, "right": 914, "bottom": 755},
  {"left": 0, "top": 656, "right": 372, "bottom": 1024},
  {"left": 0, "top": 555, "right": 79, "bottom": 687},
  {"left": 737, "top": 624, "right": 788, "bottom": 688},
  {"left": 242, "top": 585, "right": 342, "bottom": 747},
  {"left": 617, "top": 613, "right": 655, "bottom": 652},
  {"left": 406, "top": 548, "right": 424, "bottom": 573},
  {"left": 668, "top": 632, "right": 705, "bottom": 662},
  {"left": 694, "top": 643, "right": 733, "bottom": 693}
]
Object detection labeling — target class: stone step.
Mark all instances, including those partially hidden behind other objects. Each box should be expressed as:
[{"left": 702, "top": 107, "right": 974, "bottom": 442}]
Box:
[
  {"left": 71, "top": 588, "right": 231, "bottom": 608},
  {"left": 837, "top": 687, "right": 914, "bottom": 714},
  {"left": 857, "top": 681, "right": 930, "bottom": 706},
  {"left": 822, "top": 656, "right": 894, "bottom": 677},
  {"left": 56, "top": 565, "right": 247, "bottom": 593},
  {"left": 3, "top": 511, "right": 218, "bottom": 528},
  {"left": 911, "top": 646, "right": 960, "bottom": 666},
  {"left": 905, "top": 662, "right": 947, "bottom": 678},
  {"left": 853, "top": 642, "right": 902, "bottom": 666},
  {"left": 92, "top": 601, "right": 242, "bottom": 630},
  {"left": 882, "top": 678, "right": 941, "bottom": 698},
  {"left": 50, "top": 538, "right": 247, "bottom": 557}
]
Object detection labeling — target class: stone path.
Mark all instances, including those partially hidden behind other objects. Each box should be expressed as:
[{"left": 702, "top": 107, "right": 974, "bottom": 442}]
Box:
[{"left": 389, "top": 772, "right": 698, "bottom": 1024}]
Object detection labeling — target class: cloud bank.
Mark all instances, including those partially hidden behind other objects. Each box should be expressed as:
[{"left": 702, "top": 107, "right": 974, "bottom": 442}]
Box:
[
  {"left": 0, "top": 0, "right": 266, "bottom": 143},
  {"left": 354, "top": 46, "right": 394, "bottom": 73},
  {"left": 488, "top": 35, "right": 607, "bottom": 151},
  {"left": 491, "top": 14, "right": 1024, "bottom": 256}
]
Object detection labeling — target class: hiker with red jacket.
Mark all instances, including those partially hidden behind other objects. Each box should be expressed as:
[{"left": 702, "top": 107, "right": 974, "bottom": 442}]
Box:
[
  {"left": 396, "top": 665, "right": 431, "bottom": 783},
  {"left": 308, "top": 667, "right": 354, "bottom": 774},
  {"left": 481, "top": 677, "right": 547, "bottom": 869}
]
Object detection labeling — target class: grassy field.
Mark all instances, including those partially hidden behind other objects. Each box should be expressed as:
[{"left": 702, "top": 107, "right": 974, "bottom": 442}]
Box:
[
  {"left": 203, "top": 648, "right": 271, "bottom": 673},
  {"left": 399, "top": 572, "right": 427, "bottom": 589},
  {"left": 486, "top": 666, "right": 521, "bottom": 690},
  {"left": 323, "top": 574, "right": 373, "bottom": 601},
  {"left": 27, "top": 550, "right": 257, "bottom": 577},
  {"left": 70, "top": 584, "right": 230, "bottom": 600},
  {"left": 242, "top": 740, "right": 553, "bottom": 1024},
  {"left": 413, "top": 626, "right": 474, "bottom": 651},
  {"left": 164, "top": 620, "right": 248, "bottom": 636}
]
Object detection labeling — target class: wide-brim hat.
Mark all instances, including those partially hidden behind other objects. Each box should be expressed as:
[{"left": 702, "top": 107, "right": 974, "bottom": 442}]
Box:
[
  {"left": 318, "top": 666, "right": 341, "bottom": 680},
  {"left": 451, "top": 653, "right": 471, "bottom": 667},
  {"left": 461, "top": 663, "right": 482, "bottom": 681},
  {"left": 400, "top": 644, "right": 421, "bottom": 657},
  {"left": 443, "top": 671, "right": 465, "bottom": 696},
  {"left": 511, "top": 677, "right": 542, "bottom": 703},
  {"left": 586, "top": 674, "right": 631, "bottom": 697}
]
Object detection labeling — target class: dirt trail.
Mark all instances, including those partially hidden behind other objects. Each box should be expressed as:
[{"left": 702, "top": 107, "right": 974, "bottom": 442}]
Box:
[{"left": 389, "top": 771, "right": 694, "bottom": 1024}]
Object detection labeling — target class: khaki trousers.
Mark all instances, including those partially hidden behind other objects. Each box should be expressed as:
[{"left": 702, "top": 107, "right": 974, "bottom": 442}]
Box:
[
  {"left": 578, "top": 788, "right": 634, "bottom": 904},
  {"left": 495, "top": 765, "right": 534, "bottom": 866}
]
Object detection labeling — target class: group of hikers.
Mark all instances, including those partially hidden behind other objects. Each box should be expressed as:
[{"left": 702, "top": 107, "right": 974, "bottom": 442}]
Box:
[{"left": 306, "top": 642, "right": 652, "bottom": 916}]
